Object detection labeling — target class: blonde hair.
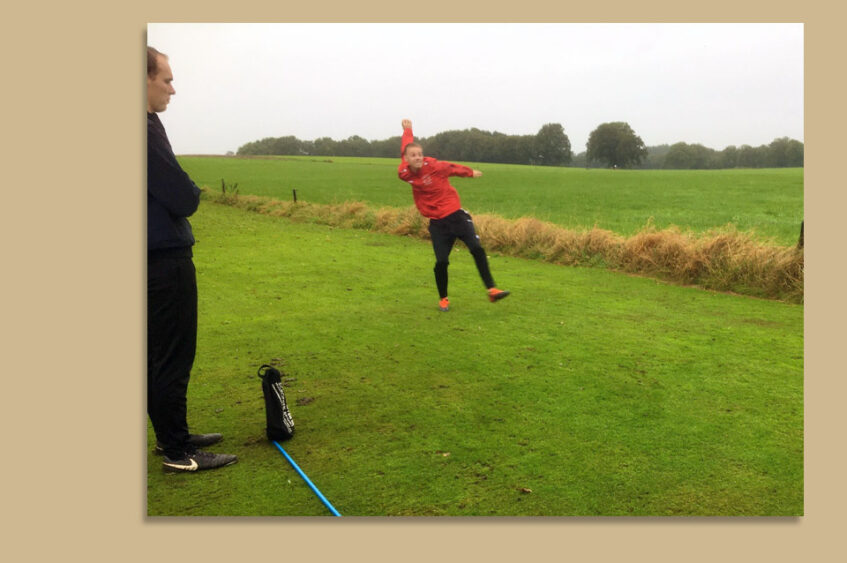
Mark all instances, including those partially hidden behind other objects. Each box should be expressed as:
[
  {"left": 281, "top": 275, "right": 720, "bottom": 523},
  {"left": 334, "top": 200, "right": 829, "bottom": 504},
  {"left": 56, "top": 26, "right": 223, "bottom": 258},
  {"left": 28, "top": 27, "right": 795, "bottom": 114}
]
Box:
[{"left": 404, "top": 142, "right": 422, "bottom": 155}]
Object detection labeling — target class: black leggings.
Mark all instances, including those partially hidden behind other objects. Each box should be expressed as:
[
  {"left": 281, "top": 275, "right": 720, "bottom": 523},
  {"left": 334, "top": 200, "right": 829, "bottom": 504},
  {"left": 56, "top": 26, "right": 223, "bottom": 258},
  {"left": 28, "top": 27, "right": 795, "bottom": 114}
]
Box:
[{"left": 428, "top": 210, "right": 495, "bottom": 298}]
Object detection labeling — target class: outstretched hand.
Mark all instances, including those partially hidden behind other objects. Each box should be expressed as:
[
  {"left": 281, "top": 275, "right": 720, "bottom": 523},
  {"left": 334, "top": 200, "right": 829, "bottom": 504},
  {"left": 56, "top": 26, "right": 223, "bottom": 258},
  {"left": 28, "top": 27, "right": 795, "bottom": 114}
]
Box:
[
  {"left": 402, "top": 119, "right": 412, "bottom": 130},
  {"left": 473, "top": 170, "right": 483, "bottom": 178}
]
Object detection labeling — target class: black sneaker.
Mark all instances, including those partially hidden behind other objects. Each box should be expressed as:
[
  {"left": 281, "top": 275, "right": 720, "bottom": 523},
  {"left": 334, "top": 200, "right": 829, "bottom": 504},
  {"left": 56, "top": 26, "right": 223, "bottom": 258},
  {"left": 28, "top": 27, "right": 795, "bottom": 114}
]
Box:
[
  {"left": 154, "top": 433, "right": 223, "bottom": 455},
  {"left": 162, "top": 449, "right": 238, "bottom": 473}
]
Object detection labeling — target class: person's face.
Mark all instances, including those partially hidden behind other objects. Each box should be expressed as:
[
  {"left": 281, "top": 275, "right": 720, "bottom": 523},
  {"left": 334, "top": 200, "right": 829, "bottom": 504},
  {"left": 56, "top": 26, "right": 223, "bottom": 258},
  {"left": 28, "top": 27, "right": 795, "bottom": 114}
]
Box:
[
  {"left": 147, "top": 56, "right": 175, "bottom": 113},
  {"left": 405, "top": 146, "right": 424, "bottom": 170}
]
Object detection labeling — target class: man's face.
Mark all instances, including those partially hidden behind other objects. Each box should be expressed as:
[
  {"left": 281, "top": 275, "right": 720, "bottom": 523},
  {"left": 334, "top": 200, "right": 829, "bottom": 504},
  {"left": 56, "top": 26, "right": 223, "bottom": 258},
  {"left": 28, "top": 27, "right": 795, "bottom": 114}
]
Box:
[
  {"left": 147, "top": 55, "right": 175, "bottom": 113},
  {"left": 405, "top": 146, "right": 424, "bottom": 170}
]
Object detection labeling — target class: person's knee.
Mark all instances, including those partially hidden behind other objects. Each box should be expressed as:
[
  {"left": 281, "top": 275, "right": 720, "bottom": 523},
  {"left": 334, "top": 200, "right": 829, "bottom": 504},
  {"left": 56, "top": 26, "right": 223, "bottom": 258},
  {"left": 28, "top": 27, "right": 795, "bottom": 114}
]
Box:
[
  {"left": 434, "top": 260, "right": 449, "bottom": 273},
  {"left": 470, "top": 246, "right": 487, "bottom": 259}
]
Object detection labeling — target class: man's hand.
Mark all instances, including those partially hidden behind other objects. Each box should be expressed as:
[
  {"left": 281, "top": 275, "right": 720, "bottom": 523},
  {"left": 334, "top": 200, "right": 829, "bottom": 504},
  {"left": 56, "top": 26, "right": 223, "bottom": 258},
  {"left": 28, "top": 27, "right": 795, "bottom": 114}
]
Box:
[
  {"left": 472, "top": 170, "right": 483, "bottom": 178},
  {"left": 402, "top": 119, "right": 412, "bottom": 130}
]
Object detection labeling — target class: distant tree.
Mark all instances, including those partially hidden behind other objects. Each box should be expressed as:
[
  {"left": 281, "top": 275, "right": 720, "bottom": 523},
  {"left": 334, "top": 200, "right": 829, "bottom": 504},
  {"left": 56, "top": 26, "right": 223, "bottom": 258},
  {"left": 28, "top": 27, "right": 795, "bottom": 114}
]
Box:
[
  {"left": 462, "top": 128, "right": 490, "bottom": 162},
  {"left": 571, "top": 151, "right": 588, "bottom": 168},
  {"left": 737, "top": 144, "right": 768, "bottom": 168},
  {"left": 370, "top": 136, "right": 401, "bottom": 158},
  {"left": 641, "top": 144, "right": 671, "bottom": 169},
  {"left": 335, "top": 135, "right": 370, "bottom": 157},
  {"left": 490, "top": 133, "right": 513, "bottom": 163},
  {"left": 719, "top": 145, "right": 738, "bottom": 169},
  {"left": 767, "top": 137, "right": 804, "bottom": 167},
  {"left": 312, "top": 137, "right": 337, "bottom": 156},
  {"left": 422, "top": 130, "right": 463, "bottom": 161},
  {"left": 586, "top": 122, "right": 647, "bottom": 168},
  {"left": 237, "top": 137, "right": 272, "bottom": 155},
  {"left": 533, "top": 123, "right": 572, "bottom": 166},
  {"left": 493, "top": 133, "right": 535, "bottom": 165},
  {"left": 663, "top": 142, "right": 718, "bottom": 169},
  {"left": 662, "top": 143, "right": 690, "bottom": 169},
  {"left": 299, "top": 140, "right": 315, "bottom": 156},
  {"left": 270, "top": 135, "right": 302, "bottom": 155}
]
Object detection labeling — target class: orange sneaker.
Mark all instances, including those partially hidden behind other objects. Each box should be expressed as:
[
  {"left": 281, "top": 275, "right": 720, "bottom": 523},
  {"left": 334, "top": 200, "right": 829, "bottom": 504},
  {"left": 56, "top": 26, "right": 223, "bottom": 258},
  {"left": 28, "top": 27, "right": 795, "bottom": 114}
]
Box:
[
  {"left": 487, "top": 288, "right": 511, "bottom": 302},
  {"left": 439, "top": 297, "right": 450, "bottom": 311}
]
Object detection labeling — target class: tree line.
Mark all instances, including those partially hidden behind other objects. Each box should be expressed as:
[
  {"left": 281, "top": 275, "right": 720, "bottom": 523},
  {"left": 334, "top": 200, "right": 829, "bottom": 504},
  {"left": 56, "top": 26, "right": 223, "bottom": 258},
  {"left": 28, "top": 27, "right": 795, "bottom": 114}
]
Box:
[{"left": 236, "top": 122, "right": 803, "bottom": 169}]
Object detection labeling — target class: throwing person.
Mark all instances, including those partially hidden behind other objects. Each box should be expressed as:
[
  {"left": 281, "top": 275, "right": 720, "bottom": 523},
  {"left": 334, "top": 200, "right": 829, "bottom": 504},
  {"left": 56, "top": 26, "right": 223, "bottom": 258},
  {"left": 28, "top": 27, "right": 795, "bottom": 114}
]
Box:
[{"left": 398, "top": 119, "right": 509, "bottom": 311}]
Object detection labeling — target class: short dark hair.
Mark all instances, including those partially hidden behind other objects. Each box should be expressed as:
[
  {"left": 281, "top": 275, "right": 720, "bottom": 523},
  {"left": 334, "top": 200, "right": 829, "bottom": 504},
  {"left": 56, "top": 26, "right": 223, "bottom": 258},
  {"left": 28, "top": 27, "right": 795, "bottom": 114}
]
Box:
[{"left": 147, "top": 46, "right": 167, "bottom": 78}]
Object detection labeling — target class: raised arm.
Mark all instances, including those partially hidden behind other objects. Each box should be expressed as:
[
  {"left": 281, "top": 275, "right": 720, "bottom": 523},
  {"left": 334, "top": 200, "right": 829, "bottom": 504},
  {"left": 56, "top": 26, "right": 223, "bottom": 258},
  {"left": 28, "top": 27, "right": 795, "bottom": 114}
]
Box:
[{"left": 400, "top": 119, "right": 414, "bottom": 157}]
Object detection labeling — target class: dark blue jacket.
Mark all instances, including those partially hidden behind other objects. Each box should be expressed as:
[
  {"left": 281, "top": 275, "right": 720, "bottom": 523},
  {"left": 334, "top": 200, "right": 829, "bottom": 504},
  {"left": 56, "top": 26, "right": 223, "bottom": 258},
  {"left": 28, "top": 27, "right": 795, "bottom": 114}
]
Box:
[{"left": 147, "top": 112, "right": 201, "bottom": 252}]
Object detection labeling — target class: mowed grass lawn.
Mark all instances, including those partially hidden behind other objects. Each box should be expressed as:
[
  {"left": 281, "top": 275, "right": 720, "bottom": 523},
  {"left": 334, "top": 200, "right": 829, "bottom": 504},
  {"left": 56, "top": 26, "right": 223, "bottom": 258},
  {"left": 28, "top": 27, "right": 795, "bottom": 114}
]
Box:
[
  {"left": 146, "top": 201, "right": 803, "bottom": 516},
  {"left": 178, "top": 156, "right": 804, "bottom": 245}
]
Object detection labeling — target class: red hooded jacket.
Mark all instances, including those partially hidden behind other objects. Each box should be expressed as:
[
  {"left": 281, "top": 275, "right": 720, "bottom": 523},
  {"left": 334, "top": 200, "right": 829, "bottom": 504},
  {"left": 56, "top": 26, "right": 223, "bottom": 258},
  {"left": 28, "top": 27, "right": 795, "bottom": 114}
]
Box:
[{"left": 397, "top": 126, "right": 475, "bottom": 220}]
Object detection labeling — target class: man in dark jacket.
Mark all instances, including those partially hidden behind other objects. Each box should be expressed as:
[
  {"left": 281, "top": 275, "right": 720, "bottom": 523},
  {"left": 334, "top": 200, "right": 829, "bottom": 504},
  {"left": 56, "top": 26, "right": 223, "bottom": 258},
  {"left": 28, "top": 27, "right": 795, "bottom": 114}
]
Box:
[{"left": 147, "top": 46, "right": 237, "bottom": 472}]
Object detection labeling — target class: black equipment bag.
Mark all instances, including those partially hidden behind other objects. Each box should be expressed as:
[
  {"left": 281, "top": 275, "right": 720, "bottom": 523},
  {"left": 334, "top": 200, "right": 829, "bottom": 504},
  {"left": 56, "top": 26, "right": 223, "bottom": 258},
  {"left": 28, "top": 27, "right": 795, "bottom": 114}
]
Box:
[{"left": 258, "top": 364, "right": 295, "bottom": 441}]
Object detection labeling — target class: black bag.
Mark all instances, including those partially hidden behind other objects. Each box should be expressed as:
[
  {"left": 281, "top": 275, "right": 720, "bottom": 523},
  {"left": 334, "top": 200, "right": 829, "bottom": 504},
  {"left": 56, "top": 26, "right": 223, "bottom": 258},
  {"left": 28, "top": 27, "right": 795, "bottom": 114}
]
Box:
[{"left": 258, "top": 364, "right": 295, "bottom": 441}]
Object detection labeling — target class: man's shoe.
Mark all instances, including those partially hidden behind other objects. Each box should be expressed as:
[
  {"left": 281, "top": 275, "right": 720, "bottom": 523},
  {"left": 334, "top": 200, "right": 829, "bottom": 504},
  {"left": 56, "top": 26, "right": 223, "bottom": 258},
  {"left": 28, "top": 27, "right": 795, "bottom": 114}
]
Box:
[
  {"left": 439, "top": 297, "right": 450, "bottom": 311},
  {"left": 154, "top": 433, "right": 223, "bottom": 455},
  {"left": 488, "top": 288, "right": 511, "bottom": 302},
  {"left": 162, "top": 450, "right": 238, "bottom": 473}
]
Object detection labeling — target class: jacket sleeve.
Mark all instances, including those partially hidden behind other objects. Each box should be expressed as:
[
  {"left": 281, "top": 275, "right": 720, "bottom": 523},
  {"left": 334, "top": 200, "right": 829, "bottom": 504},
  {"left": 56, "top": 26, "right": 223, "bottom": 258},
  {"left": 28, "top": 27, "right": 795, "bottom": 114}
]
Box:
[
  {"left": 147, "top": 128, "right": 201, "bottom": 218},
  {"left": 400, "top": 126, "right": 414, "bottom": 158},
  {"left": 437, "top": 160, "right": 474, "bottom": 178}
]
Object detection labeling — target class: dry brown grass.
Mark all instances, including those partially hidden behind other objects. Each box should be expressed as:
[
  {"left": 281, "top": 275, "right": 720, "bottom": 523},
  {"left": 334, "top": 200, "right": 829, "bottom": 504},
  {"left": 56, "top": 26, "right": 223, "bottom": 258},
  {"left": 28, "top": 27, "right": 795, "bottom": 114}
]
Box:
[{"left": 204, "top": 191, "right": 803, "bottom": 303}]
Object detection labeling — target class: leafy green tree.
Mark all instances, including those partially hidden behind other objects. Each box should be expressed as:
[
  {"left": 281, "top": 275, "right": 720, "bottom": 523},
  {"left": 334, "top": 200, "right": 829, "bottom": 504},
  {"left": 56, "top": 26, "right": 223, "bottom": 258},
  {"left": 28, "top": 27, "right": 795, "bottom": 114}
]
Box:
[
  {"left": 737, "top": 144, "right": 766, "bottom": 168},
  {"left": 719, "top": 145, "right": 739, "bottom": 169},
  {"left": 270, "top": 135, "right": 302, "bottom": 155},
  {"left": 767, "top": 137, "right": 804, "bottom": 167},
  {"left": 336, "top": 135, "right": 370, "bottom": 157},
  {"left": 299, "top": 140, "right": 315, "bottom": 156},
  {"left": 462, "top": 128, "right": 490, "bottom": 162},
  {"left": 533, "top": 123, "right": 572, "bottom": 166},
  {"left": 236, "top": 137, "right": 272, "bottom": 155},
  {"left": 492, "top": 133, "right": 534, "bottom": 165},
  {"left": 641, "top": 144, "right": 671, "bottom": 169},
  {"left": 586, "top": 122, "right": 648, "bottom": 168},
  {"left": 370, "top": 136, "right": 401, "bottom": 158},
  {"left": 663, "top": 142, "right": 718, "bottom": 169},
  {"left": 312, "top": 137, "right": 337, "bottom": 156}
]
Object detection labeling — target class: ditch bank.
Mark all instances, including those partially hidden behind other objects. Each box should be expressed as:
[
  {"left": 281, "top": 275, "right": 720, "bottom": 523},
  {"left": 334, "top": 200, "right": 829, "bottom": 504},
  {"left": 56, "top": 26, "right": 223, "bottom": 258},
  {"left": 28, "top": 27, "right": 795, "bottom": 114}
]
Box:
[{"left": 203, "top": 191, "right": 803, "bottom": 304}]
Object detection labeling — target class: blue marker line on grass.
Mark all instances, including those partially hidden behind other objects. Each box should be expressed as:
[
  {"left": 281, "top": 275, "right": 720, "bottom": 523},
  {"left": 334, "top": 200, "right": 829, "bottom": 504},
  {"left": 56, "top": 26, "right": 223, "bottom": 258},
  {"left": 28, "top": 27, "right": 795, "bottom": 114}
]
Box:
[{"left": 273, "top": 441, "right": 342, "bottom": 517}]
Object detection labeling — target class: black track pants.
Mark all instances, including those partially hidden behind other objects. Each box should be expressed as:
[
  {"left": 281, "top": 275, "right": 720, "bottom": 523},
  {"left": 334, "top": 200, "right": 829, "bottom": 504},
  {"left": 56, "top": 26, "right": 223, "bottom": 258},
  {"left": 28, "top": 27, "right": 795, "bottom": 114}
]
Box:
[
  {"left": 428, "top": 209, "right": 495, "bottom": 298},
  {"left": 147, "top": 252, "right": 196, "bottom": 459}
]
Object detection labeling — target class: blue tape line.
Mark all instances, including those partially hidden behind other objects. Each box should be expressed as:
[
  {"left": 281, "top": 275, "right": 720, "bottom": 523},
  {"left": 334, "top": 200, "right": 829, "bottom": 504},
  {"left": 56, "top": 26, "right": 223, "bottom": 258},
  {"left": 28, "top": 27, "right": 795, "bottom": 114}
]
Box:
[{"left": 273, "top": 441, "right": 342, "bottom": 517}]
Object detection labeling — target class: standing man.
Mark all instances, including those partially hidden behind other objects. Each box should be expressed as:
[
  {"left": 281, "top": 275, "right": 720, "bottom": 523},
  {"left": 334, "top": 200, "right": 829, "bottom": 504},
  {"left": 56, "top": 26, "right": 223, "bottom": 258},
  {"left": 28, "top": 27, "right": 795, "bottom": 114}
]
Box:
[
  {"left": 398, "top": 119, "right": 510, "bottom": 311},
  {"left": 147, "top": 46, "right": 237, "bottom": 472}
]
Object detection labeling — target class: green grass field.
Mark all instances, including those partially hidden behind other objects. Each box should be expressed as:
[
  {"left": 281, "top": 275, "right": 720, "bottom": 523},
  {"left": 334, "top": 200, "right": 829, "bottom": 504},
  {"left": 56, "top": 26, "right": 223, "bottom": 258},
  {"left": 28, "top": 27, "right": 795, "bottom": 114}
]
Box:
[
  {"left": 178, "top": 156, "right": 804, "bottom": 245},
  {"left": 146, "top": 201, "right": 803, "bottom": 516}
]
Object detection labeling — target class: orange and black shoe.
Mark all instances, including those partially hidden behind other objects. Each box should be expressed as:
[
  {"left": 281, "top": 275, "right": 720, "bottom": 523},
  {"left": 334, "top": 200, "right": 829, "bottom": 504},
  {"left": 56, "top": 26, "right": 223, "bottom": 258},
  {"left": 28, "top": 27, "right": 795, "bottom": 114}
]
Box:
[
  {"left": 439, "top": 297, "right": 450, "bottom": 312},
  {"left": 487, "top": 288, "right": 511, "bottom": 303}
]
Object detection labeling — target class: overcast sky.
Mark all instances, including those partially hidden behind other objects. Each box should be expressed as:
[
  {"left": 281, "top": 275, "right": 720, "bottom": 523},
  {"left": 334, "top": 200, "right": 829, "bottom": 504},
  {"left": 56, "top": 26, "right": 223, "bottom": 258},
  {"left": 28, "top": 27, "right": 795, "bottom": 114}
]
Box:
[{"left": 146, "top": 23, "right": 803, "bottom": 155}]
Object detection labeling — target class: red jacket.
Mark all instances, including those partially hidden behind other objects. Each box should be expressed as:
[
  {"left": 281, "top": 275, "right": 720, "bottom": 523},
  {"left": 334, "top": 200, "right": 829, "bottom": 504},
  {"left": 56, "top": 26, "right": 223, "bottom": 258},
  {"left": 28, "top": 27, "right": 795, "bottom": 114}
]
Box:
[{"left": 398, "top": 126, "right": 474, "bottom": 220}]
